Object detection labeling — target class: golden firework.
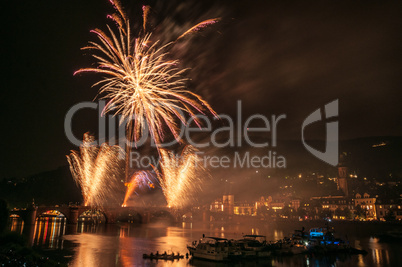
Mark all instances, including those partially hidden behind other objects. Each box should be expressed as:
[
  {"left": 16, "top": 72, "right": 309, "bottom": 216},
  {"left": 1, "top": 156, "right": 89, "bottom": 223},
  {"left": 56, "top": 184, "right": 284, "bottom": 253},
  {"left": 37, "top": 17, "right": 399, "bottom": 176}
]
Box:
[
  {"left": 75, "top": 1, "right": 218, "bottom": 147},
  {"left": 154, "top": 146, "right": 204, "bottom": 209},
  {"left": 66, "top": 133, "right": 123, "bottom": 207}
]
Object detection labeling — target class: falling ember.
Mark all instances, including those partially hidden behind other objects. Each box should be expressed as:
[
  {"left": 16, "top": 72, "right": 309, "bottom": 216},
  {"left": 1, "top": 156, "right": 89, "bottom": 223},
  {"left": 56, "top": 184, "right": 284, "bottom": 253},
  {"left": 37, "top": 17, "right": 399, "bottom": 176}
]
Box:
[
  {"left": 66, "top": 133, "right": 123, "bottom": 207},
  {"left": 74, "top": 1, "right": 219, "bottom": 149},
  {"left": 154, "top": 146, "right": 205, "bottom": 209},
  {"left": 122, "top": 171, "right": 154, "bottom": 207}
]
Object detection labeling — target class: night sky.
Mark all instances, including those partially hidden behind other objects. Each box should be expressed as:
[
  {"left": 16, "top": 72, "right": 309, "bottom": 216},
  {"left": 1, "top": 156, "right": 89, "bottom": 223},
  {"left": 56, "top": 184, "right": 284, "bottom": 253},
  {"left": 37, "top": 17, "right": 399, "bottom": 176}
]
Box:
[{"left": 2, "top": 0, "right": 402, "bottom": 179}]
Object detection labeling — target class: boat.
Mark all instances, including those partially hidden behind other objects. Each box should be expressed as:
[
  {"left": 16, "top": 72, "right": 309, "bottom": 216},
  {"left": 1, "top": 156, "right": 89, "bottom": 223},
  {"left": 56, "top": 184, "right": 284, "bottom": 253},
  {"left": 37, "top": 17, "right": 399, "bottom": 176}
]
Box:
[
  {"left": 235, "top": 235, "right": 272, "bottom": 258},
  {"left": 272, "top": 237, "right": 307, "bottom": 255},
  {"left": 309, "top": 227, "right": 329, "bottom": 239},
  {"left": 305, "top": 225, "right": 365, "bottom": 254},
  {"left": 142, "top": 252, "right": 184, "bottom": 260},
  {"left": 187, "top": 237, "right": 241, "bottom": 261}
]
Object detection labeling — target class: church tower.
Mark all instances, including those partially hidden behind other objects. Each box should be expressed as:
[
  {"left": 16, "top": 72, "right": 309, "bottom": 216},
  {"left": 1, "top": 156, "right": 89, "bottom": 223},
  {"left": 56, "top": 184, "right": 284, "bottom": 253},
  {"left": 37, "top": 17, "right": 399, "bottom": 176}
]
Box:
[{"left": 337, "top": 153, "right": 349, "bottom": 196}]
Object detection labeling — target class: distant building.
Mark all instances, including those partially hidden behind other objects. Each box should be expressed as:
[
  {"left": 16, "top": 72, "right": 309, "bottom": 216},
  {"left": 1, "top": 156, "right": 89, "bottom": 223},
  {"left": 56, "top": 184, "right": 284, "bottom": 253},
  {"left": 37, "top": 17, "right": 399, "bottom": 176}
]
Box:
[
  {"left": 354, "top": 193, "right": 377, "bottom": 220},
  {"left": 337, "top": 154, "right": 349, "bottom": 196},
  {"left": 210, "top": 195, "right": 235, "bottom": 215},
  {"left": 223, "top": 195, "right": 234, "bottom": 215},
  {"left": 310, "top": 195, "right": 354, "bottom": 219},
  {"left": 269, "top": 196, "right": 286, "bottom": 211},
  {"left": 256, "top": 196, "right": 271, "bottom": 208},
  {"left": 376, "top": 198, "right": 402, "bottom": 221},
  {"left": 210, "top": 198, "right": 224, "bottom": 212},
  {"left": 254, "top": 195, "right": 288, "bottom": 211},
  {"left": 290, "top": 199, "right": 301, "bottom": 212},
  {"left": 312, "top": 195, "right": 353, "bottom": 210},
  {"left": 233, "top": 202, "right": 257, "bottom": 216}
]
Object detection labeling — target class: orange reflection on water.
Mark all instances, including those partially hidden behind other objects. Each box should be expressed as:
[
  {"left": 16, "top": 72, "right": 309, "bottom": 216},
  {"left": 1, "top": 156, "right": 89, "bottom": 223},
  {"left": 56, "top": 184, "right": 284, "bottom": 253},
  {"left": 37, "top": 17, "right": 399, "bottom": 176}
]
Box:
[
  {"left": 368, "top": 236, "right": 390, "bottom": 266},
  {"left": 251, "top": 227, "right": 260, "bottom": 235},
  {"left": 65, "top": 234, "right": 119, "bottom": 267},
  {"left": 181, "top": 222, "right": 192, "bottom": 229},
  {"left": 9, "top": 217, "right": 24, "bottom": 234},
  {"left": 69, "top": 235, "right": 102, "bottom": 267},
  {"left": 371, "top": 248, "right": 389, "bottom": 266},
  {"left": 32, "top": 217, "right": 66, "bottom": 248},
  {"left": 357, "top": 254, "right": 365, "bottom": 267},
  {"left": 149, "top": 227, "right": 189, "bottom": 267},
  {"left": 119, "top": 225, "right": 130, "bottom": 238},
  {"left": 155, "top": 227, "right": 189, "bottom": 255},
  {"left": 119, "top": 236, "right": 136, "bottom": 267}
]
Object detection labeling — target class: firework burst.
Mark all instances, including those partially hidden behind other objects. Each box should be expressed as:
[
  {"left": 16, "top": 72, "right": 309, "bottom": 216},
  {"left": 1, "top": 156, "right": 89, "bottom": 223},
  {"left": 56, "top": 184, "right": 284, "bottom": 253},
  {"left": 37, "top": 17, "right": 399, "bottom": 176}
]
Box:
[
  {"left": 75, "top": 0, "right": 219, "bottom": 147},
  {"left": 122, "top": 171, "right": 154, "bottom": 207},
  {"left": 66, "top": 133, "right": 123, "bottom": 207},
  {"left": 154, "top": 146, "right": 204, "bottom": 209}
]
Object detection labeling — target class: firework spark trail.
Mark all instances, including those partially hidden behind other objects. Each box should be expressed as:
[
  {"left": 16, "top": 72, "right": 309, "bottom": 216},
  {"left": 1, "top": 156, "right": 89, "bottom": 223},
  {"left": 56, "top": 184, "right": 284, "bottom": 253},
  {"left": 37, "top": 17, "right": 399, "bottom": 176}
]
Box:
[
  {"left": 75, "top": 2, "right": 219, "bottom": 149},
  {"left": 142, "top": 5, "right": 151, "bottom": 32},
  {"left": 154, "top": 146, "right": 204, "bottom": 209},
  {"left": 122, "top": 171, "right": 154, "bottom": 207},
  {"left": 177, "top": 18, "right": 221, "bottom": 40},
  {"left": 66, "top": 133, "right": 123, "bottom": 207}
]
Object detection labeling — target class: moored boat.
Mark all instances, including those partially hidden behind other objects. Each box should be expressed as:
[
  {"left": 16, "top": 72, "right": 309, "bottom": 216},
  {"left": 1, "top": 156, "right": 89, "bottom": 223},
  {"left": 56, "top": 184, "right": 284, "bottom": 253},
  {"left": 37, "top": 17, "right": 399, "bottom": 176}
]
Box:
[
  {"left": 235, "top": 235, "right": 273, "bottom": 258},
  {"left": 187, "top": 237, "right": 240, "bottom": 261},
  {"left": 307, "top": 226, "right": 351, "bottom": 252},
  {"left": 272, "top": 237, "right": 308, "bottom": 255}
]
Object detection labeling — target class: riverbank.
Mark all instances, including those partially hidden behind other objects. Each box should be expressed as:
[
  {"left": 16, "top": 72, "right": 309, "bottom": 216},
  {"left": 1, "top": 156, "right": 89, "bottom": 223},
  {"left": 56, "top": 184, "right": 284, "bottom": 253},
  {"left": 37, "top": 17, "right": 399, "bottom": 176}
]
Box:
[{"left": 0, "top": 232, "right": 72, "bottom": 266}]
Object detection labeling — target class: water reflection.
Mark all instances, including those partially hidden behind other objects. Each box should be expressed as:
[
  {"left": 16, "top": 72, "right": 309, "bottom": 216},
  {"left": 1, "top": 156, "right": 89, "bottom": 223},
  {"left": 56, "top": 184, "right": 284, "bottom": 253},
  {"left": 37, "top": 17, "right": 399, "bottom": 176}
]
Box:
[
  {"left": 33, "top": 216, "right": 66, "bottom": 249},
  {"left": 8, "top": 214, "right": 67, "bottom": 249},
  {"left": 67, "top": 234, "right": 120, "bottom": 267},
  {"left": 368, "top": 237, "right": 391, "bottom": 266},
  {"left": 7, "top": 217, "right": 402, "bottom": 266},
  {"left": 77, "top": 221, "right": 106, "bottom": 234},
  {"left": 181, "top": 222, "right": 192, "bottom": 229},
  {"left": 9, "top": 215, "right": 24, "bottom": 234}
]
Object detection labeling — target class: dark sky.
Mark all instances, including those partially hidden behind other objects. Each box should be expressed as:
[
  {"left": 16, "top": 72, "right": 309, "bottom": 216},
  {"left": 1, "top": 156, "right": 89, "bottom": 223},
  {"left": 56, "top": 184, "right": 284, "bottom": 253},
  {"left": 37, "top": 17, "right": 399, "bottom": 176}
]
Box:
[{"left": 1, "top": 0, "right": 401, "bottom": 179}]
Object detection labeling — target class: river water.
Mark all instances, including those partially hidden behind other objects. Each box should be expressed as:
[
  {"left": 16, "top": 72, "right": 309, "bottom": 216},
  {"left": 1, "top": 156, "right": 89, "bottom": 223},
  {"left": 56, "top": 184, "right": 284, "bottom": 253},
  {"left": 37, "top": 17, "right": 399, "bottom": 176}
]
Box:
[{"left": 8, "top": 217, "right": 402, "bottom": 266}]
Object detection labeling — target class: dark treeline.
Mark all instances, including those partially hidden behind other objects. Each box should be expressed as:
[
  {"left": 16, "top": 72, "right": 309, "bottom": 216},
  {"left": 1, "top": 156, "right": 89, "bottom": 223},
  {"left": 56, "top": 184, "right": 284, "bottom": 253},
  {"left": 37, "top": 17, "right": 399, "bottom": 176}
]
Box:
[{"left": 0, "top": 166, "right": 81, "bottom": 207}]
